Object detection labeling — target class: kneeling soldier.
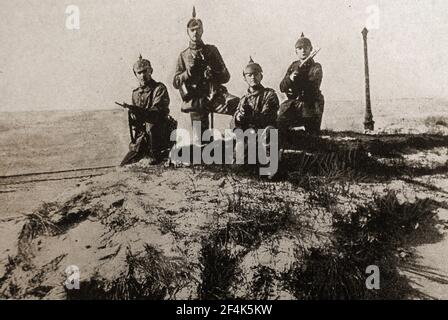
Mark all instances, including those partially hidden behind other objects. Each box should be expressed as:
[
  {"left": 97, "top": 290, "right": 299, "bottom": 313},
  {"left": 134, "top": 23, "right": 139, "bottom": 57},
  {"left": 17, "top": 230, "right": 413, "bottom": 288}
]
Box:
[
  {"left": 277, "top": 33, "right": 324, "bottom": 141},
  {"left": 233, "top": 57, "right": 279, "bottom": 131},
  {"left": 232, "top": 57, "right": 279, "bottom": 167},
  {"left": 120, "top": 55, "right": 176, "bottom": 166}
]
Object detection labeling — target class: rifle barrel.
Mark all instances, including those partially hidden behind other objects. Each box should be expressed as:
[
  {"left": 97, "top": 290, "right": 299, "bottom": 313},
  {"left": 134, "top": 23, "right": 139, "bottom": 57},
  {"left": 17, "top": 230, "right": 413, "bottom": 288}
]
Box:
[{"left": 300, "top": 48, "right": 321, "bottom": 67}]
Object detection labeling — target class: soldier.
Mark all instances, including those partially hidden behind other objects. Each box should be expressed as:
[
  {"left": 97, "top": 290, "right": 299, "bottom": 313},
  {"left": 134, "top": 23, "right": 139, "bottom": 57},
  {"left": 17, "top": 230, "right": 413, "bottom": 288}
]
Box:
[
  {"left": 277, "top": 33, "right": 324, "bottom": 141},
  {"left": 233, "top": 57, "right": 279, "bottom": 131},
  {"left": 119, "top": 55, "right": 176, "bottom": 166},
  {"left": 232, "top": 57, "right": 279, "bottom": 169},
  {"left": 173, "top": 7, "right": 230, "bottom": 144}
]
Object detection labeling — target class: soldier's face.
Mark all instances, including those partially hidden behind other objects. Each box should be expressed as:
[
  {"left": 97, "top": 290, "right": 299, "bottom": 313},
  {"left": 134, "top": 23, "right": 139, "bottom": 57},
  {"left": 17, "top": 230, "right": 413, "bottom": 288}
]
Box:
[
  {"left": 295, "top": 45, "right": 312, "bottom": 60},
  {"left": 135, "top": 68, "right": 152, "bottom": 85},
  {"left": 244, "top": 72, "right": 263, "bottom": 88},
  {"left": 188, "top": 26, "right": 203, "bottom": 42}
]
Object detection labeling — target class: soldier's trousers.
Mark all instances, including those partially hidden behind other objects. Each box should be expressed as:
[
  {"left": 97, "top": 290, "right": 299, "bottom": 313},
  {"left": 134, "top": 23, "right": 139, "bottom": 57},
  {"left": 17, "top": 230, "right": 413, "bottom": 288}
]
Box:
[
  {"left": 233, "top": 125, "right": 275, "bottom": 167},
  {"left": 277, "top": 99, "right": 324, "bottom": 147},
  {"left": 120, "top": 122, "right": 165, "bottom": 166}
]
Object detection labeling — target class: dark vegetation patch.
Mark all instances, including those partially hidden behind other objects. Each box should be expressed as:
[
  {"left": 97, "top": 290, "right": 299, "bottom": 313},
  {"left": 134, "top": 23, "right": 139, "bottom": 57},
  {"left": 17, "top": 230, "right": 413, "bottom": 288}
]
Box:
[
  {"left": 66, "top": 245, "right": 195, "bottom": 300},
  {"left": 424, "top": 116, "right": 448, "bottom": 128},
  {"left": 283, "top": 191, "right": 444, "bottom": 299},
  {"left": 198, "top": 185, "right": 301, "bottom": 299},
  {"left": 198, "top": 131, "right": 448, "bottom": 185}
]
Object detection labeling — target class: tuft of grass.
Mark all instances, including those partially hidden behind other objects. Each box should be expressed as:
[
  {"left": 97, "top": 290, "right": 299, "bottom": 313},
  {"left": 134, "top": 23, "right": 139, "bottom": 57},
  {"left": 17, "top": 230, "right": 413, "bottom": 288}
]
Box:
[
  {"left": 67, "top": 244, "right": 195, "bottom": 300},
  {"left": 198, "top": 235, "right": 241, "bottom": 299},
  {"left": 283, "top": 247, "right": 368, "bottom": 300},
  {"left": 199, "top": 183, "right": 300, "bottom": 299},
  {"left": 424, "top": 116, "right": 448, "bottom": 128},
  {"left": 21, "top": 212, "right": 60, "bottom": 238},
  {"left": 224, "top": 188, "right": 296, "bottom": 248},
  {"left": 281, "top": 148, "right": 384, "bottom": 184},
  {"left": 333, "top": 191, "right": 439, "bottom": 249},
  {"left": 251, "top": 265, "right": 277, "bottom": 300},
  {"left": 284, "top": 191, "right": 441, "bottom": 300}
]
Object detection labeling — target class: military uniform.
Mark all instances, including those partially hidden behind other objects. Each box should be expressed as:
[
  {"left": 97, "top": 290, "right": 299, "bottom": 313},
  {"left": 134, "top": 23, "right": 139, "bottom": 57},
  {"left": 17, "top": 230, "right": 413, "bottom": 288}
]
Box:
[
  {"left": 277, "top": 34, "right": 324, "bottom": 136},
  {"left": 233, "top": 85, "right": 279, "bottom": 131},
  {"left": 132, "top": 78, "right": 170, "bottom": 145},
  {"left": 120, "top": 57, "right": 174, "bottom": 166},
  {"left": 232, "top": 58, "right": 279, "bottom": 169},
  {"left": 173, "top": 8, "right": 230, "bottom": 143}
]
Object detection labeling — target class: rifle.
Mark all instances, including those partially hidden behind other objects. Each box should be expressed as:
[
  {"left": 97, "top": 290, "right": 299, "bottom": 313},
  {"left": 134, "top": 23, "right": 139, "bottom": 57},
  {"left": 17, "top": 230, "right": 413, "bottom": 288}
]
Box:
[
  {"left": 287, "top": 48, "right": 321, "bottom": 99},
  {"left": 115, "top": 102, "right": 141, "bottom": 143},
  {"left": 116, "top": 101, "right": 160, "bottom": 119},
  {"left": 115, "top": 101, "right": 144, "bottom": 116}
]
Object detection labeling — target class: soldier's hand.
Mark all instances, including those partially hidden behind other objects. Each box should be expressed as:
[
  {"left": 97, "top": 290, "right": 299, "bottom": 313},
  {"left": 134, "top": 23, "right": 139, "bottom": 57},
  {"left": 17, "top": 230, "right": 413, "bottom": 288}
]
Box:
[
  {"left": 204, "top": 66, "right": 212, "bottom": 80},
  {"left": 121, "top": 102, "right": 132, "bottom": 110},
  {"left": 289, "top": 71, "right": 299, "bottom": 81},
  {"left": 186, "top": 64, "right": 194, "bottom": 76},
  {"left": 188, "top": 63, "right": 202, "bottom": 77},
  {"left": 129, "top": 111, "right": 137, "bottom": 121},
  {"left": 235, "top": 111, "right": 244, "bottom": 122}
]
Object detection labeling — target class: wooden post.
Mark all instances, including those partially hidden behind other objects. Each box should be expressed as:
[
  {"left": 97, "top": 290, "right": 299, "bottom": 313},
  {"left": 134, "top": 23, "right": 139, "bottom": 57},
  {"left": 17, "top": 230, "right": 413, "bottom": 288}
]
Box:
[
  {"left": 362, "top": 27, "right": 374, "bottom": 131},
  {"left": 210, "top": 112, "right": 214, "bottom": 131}
]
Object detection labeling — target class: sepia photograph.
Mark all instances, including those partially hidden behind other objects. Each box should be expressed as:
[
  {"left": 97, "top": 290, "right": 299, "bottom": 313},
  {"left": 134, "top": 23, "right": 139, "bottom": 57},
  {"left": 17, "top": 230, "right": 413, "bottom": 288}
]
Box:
[{"left": 0, "top": 0, "right": 447, "bottom": 303}]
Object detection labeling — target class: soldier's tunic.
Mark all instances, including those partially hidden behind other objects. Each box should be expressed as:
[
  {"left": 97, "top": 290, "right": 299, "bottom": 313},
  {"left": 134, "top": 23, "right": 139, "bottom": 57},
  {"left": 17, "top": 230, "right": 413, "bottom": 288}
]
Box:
[
  {"left": 232, "top": 85, "right": 279, "bottom": 131},
  {"left": 277, "top": 58, "right": 324, "bottom": 135},
  {"left": 232, "top": 85, "right": 279, "bottom": 167},
  {"left": 173, "top": 40, "right": 230, "bottom": 140},
  {"left": 127, "top": 79, "right": 170, "bottom": 160}
]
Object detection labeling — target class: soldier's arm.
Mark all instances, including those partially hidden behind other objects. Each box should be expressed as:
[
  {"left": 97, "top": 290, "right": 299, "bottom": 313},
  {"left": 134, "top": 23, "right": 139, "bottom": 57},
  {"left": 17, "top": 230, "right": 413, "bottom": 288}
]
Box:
[
  {"left": 210, "top": 46, "right": 230, "bottom": 84},
  {"left": 279, "top": 63, "right": 296, "bottom": 93},
  {"left": 131, "top": 91, "right": 137, "bottom": 106},
  {"left": 309, "top": 63, "right": 323, "bottom": 89},
  {"left": 128, "top": 91, "right": 138, "bottom": 120},
  {"left": 173, "top": 54, "right": 190, "bottom": 89},
  {"left": 233, "top": 96, "right": 248, "bottom": 125},
  {"left": 254, "top": 91, "right": 280, "bottom": 128},
  {"left": 148, "top": 84, "right": 170, "bottom": 118}
]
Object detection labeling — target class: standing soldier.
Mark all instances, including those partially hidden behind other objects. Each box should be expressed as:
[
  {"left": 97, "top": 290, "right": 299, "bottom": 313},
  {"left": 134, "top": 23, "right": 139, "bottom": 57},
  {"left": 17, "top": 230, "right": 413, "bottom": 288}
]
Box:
[
  {"left": 119, "top": 55, "right": 176, "bottom": 166},
  {"left": 173, "top": 7, "right": 230, "bottom": 144},
  {"left": 277, "top": 33, "right": 324, "bottom": 142}
]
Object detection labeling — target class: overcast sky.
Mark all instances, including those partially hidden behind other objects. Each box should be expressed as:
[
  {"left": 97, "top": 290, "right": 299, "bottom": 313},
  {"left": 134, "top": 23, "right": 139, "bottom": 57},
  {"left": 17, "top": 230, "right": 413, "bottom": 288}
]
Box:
[{"left": 0, "top": 0, "right": 447, "bottom": 112}]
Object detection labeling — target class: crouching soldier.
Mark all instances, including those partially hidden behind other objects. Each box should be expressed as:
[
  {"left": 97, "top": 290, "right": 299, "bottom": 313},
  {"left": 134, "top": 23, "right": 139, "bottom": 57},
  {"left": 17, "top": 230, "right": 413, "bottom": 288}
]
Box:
[
  {"left": 119, "top": 55, "right": 177, "bottom": 166},
  {"left": 277, "top": 33, "right": 324, "bottom": 143},
  {"left": 232, "top": 57, "right": 279, "bottom": 169}
]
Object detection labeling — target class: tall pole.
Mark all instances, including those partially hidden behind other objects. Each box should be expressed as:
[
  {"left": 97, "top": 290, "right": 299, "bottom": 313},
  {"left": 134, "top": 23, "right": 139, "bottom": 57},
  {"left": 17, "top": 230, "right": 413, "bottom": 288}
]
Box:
[
  {"left": 209, "top": 83, "right": 215, "bottom": 133},
  {"left": 362, "top": 27, "right": 374, "bottom": 131}
]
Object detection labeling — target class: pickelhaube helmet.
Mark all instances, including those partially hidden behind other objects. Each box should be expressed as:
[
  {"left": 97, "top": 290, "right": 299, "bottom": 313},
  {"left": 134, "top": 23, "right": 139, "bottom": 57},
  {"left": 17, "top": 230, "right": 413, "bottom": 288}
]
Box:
[
  {"left": 243, "top": 56, "right": 263, "bottom": 75},
  {"left": 295, "top": 32, "right": 313, "bottom": 50},
  {"left": 133, "top": 54, "right": 152, "bottom": 74},
  {"left": 187, "top": 6, "right": 203, "bottom": 29}
]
